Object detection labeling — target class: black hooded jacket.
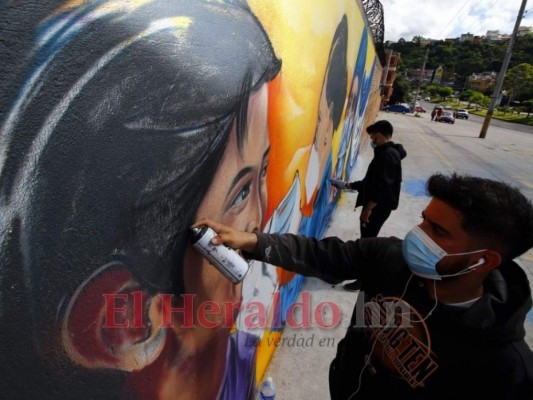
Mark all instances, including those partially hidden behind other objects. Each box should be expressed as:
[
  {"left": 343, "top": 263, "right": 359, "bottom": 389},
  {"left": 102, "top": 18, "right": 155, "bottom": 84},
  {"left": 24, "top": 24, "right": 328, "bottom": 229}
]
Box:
[
  {"left": 350, "top": 141, "right": 407, "bottom": 210},
  {"left": 251, "top": 233, "right": 533, "bottom": 399}
]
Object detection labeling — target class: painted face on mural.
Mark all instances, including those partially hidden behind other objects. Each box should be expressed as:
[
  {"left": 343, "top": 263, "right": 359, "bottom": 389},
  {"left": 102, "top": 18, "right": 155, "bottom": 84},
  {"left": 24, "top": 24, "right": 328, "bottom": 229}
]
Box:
[
  {"left": 150, "top": 83, "right": 271, "bottom": 399},
  {"left": 185, "top": 86, "right": 269, "bottom": 309},
  {"left": 192, "top": 85, "right": 270, "bottom": 234},
  {"left": 58, "top": 84, "right": 271, "bottom": 399}
]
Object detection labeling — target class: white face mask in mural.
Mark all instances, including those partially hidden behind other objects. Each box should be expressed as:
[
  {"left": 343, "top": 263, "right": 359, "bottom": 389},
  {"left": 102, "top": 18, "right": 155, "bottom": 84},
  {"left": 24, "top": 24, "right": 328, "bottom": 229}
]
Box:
[{"left": 402, "top": 226, "right": 486, "bottom": 280}]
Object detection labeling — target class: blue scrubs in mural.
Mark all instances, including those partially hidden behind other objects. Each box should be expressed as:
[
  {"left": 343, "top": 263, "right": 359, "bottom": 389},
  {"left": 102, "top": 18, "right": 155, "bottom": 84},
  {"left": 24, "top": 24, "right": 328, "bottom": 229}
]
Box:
[{"left": 276, "top": 156, "right": 335, "bottom": 326}]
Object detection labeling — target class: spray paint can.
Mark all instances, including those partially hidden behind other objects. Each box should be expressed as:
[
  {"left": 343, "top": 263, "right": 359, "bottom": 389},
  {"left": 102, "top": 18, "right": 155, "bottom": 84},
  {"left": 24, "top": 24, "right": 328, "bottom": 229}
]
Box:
[{"left": 190, "top": 226, "right": 249, "bottom": 284}]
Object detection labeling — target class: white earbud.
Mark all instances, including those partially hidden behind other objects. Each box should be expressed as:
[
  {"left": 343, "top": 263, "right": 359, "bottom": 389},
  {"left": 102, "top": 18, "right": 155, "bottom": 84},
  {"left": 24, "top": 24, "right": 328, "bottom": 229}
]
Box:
[{"left": 468, "top": 257, "right": 486, "bottom": 271}]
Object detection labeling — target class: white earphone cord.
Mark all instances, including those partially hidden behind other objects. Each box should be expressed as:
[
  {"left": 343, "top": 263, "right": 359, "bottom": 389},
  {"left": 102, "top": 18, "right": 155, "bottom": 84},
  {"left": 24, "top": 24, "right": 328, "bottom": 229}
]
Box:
[{"left": 347, "top": 274, "right": 416, "bottom": 399}]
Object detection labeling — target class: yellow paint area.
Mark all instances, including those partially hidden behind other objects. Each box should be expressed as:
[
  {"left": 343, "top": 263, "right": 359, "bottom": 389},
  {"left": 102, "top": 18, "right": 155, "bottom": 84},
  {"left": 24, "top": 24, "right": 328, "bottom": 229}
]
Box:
[{"left": 249, "top": 0, "right": 373, "bottom": 221}]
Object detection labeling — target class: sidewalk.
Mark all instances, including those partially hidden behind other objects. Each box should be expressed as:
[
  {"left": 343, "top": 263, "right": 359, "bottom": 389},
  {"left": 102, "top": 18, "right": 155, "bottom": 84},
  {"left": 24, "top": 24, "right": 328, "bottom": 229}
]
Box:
[{"left": 262, "top": 111, "right": 533, "bottom": 399}]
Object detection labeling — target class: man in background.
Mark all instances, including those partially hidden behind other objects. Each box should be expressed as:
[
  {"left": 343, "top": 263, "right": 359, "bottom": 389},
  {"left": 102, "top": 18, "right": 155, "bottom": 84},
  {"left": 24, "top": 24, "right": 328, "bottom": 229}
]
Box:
[{"left": 332, "top": 120, "right": 406, "bottom": 291}]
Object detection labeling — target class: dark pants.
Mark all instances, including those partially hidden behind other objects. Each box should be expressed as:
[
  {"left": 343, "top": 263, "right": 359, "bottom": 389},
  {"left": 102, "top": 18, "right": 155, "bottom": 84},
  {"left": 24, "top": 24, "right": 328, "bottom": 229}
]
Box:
[{"left": 360, "top": 204, "right": 392, "bottom": 238}]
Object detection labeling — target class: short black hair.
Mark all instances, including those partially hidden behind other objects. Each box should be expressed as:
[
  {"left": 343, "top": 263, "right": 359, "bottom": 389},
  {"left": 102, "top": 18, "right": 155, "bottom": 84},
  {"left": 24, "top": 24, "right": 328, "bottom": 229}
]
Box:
[
  {"left": 427, "top": 173, "right": 533, "bottom": 261},
  {"left": 367, "top": 120, "right": 393, "bottom": 137}
]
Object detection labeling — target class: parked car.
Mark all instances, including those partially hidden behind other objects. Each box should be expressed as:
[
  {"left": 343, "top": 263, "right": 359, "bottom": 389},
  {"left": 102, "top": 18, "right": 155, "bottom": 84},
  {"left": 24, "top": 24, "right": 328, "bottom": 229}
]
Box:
[
  {"left": 383, "top": 104, "right": 411, "bottom": 114},
  {"left": 443, "top": 105, "right": 453, "bottom": 111},
  {"left": 437, "top": 110, "right": 455, "bottom": 124},
  {"left": 424, "top": 97, "right": 431, "bottom": 101},
  {"left": 454, "top": 109, "right": 469, "bottom": 119},
  {"left": 411, "top": 105, "right": 426, "bottom": 113}
]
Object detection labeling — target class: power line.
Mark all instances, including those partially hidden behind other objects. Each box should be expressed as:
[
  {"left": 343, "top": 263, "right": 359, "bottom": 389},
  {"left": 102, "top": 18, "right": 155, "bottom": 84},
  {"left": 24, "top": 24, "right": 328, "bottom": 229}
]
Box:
[
  {"left": 499, "top": 8, "right": 531, "bottom": 31},
  {"left": 459, "top": 0, "right": 502, "bottom": 34},
  {"left": 438, "top": 0, "right": 474, "bottom": 38}
]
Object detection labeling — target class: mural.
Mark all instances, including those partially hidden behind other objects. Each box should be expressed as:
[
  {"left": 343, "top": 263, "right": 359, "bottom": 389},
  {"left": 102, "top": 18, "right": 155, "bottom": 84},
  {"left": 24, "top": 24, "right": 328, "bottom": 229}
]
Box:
[{"left": 0, "top": 0, "right": 379, "bottom": 398}]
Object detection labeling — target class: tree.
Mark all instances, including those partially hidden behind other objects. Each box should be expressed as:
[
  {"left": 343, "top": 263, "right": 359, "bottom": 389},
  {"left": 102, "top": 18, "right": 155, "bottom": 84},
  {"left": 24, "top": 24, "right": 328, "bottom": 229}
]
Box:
[
  {"left": 504, "top": 63, "right": 533, "bottom": 102},
  {"left": 460, "top": 89, "right": 475, "bottom": 101},
  {"left": 522, "top": 100, "right": 533, "bottom": 118},
  {"left": 437, "top": 86, "right": 453, "bottom": 100},
  {"left": 466, "top": 91, "right": 486, "bottom": 108},
  {"left": 387, "top": 35, "right": 533, "bottom": 86},
  {"left": 426, "top": 84, "right": 438, "bottom": 97},
  {"left": 388, "top": 74, "right": 411, "bottom": 104}
]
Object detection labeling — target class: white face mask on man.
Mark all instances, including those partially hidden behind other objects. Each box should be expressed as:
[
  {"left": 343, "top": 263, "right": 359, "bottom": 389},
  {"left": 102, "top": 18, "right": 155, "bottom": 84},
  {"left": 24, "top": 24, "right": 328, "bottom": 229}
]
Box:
[{"left": 402, "top": 226, "right": 486, "bottom": 280}]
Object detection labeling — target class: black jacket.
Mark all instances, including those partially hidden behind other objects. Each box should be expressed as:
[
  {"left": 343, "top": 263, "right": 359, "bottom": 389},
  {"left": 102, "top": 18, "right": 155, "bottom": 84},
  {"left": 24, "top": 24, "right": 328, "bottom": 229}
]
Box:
[
  {"left": 251, "top": 233, "right": 533, "bottom": 399},
  {"left": 349, "top": 142, "right": 407, "bottom": 210}
]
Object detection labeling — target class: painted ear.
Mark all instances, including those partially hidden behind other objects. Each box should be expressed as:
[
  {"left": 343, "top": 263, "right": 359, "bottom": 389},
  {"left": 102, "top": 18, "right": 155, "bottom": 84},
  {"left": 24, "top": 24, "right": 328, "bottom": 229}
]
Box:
[{"left": 61, "top": 262, "right": 166, "bottom": 371}]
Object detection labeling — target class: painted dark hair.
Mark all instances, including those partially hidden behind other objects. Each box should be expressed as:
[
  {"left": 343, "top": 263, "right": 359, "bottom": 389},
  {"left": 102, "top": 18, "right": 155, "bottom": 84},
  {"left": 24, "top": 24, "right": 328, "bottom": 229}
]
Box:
[
  {"left": 427, "top": 173, "right": 533, "bottom": 261},
  {"left": 0, "top": 0, "right": 280, "bottom": 396},
  {"left": 325, "top": 14, "right": 348, "bottom": 131}
]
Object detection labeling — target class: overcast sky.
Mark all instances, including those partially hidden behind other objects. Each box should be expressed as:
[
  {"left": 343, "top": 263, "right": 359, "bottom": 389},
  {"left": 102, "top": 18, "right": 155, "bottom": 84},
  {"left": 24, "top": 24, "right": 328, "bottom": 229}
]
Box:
[{"left": 380, "top": 0, "right": 533, "bottom": 42}]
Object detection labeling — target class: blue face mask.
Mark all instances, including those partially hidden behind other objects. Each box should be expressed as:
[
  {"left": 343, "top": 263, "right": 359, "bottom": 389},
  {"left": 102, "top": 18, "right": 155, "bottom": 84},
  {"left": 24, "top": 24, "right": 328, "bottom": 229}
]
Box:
[
  {"left": 370, "top": 141, "right": 377, "bottom": 149},
  {"left": 402, "top": 226, "right": 486, "bottom": 280}
]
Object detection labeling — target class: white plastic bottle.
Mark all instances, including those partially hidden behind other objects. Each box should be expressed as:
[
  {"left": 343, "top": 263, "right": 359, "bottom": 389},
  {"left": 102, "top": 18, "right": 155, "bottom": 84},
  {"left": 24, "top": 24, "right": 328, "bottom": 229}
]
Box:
[{"left": 258, "top": 376, "right": 276, "bottom": 400}]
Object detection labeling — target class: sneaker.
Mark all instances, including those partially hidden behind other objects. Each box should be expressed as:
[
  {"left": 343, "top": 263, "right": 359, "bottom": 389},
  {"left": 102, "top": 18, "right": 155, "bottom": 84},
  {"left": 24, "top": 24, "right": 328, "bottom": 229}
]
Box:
[{"left": 343, "top": 280, "right": 361, "bottom": 292}]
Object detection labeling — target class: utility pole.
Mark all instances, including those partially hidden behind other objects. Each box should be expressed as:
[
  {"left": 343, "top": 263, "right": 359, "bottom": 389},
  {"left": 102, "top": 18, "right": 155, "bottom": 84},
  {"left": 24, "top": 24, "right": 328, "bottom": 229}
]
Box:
[
  {"left": 413, "top": 47, "right": 429, "bottom": 113},
  {"left": 479, "top": 0, "right": 527, "bottom": 138}
]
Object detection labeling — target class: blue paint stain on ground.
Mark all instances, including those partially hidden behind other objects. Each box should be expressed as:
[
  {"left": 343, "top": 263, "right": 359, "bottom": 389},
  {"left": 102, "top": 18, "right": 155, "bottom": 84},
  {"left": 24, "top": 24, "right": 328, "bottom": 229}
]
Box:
[{"left": 404, "top": 179, "right": 429, "bottom": 197}]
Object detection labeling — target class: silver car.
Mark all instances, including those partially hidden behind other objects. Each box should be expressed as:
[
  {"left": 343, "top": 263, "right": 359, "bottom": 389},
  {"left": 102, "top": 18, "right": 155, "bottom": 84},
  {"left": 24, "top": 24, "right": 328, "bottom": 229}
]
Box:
[{"left": 437, "top": 110, "right": 455, "bottom": 124}]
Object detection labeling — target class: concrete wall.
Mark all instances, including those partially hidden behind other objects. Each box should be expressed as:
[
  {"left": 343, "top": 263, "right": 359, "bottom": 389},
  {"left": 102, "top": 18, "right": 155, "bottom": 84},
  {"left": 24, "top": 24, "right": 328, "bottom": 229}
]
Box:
[{"left": 0, "top": 0, "right": 381, "bottom": 398}]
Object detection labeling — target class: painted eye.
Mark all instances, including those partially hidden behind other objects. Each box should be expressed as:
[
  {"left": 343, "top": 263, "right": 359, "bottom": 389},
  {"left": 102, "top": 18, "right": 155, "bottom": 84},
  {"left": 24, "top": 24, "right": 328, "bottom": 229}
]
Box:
[
  {"left": 230, "top": 181, "right": 251, "bottom": 208},
  {"left": 261, "top": 161, "right": 268, "bottom": 180}
]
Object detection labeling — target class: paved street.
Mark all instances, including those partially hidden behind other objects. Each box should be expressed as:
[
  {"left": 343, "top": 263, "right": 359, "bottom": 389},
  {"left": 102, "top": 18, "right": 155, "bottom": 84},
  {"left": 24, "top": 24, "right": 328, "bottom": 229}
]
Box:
[{"left": 263, "top": 109, "right": 533, "bottom": 399}]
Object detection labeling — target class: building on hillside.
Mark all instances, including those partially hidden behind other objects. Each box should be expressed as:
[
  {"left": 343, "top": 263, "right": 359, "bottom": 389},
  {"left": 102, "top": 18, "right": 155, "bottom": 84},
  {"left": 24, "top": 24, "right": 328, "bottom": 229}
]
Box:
[
  {"left": 485, "top": 30, "right": 503, "bottom": 41},
  {"left": 406, "top": 68, "right": 434, "bottom": 84},
  {"left": 459, "top": 33, "right": 474, "bottom": 42},
  {"left": 381, "top": 48, "right": 400, "bottom": 106},
  {"left": 517, "top": 26, "right": 532, "bottom": 36},
  {"left": 468, "top": 71, "right": 497, "bottom": 92},
  {"left": 416, "top": 37, "right": 432, "bottom": 46}
]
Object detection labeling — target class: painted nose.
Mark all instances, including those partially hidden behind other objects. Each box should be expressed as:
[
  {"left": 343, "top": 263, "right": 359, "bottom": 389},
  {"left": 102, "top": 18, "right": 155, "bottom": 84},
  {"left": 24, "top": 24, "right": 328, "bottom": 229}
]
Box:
[{"left": 246, "top": 183, "right": 265, "bottom": 232}]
